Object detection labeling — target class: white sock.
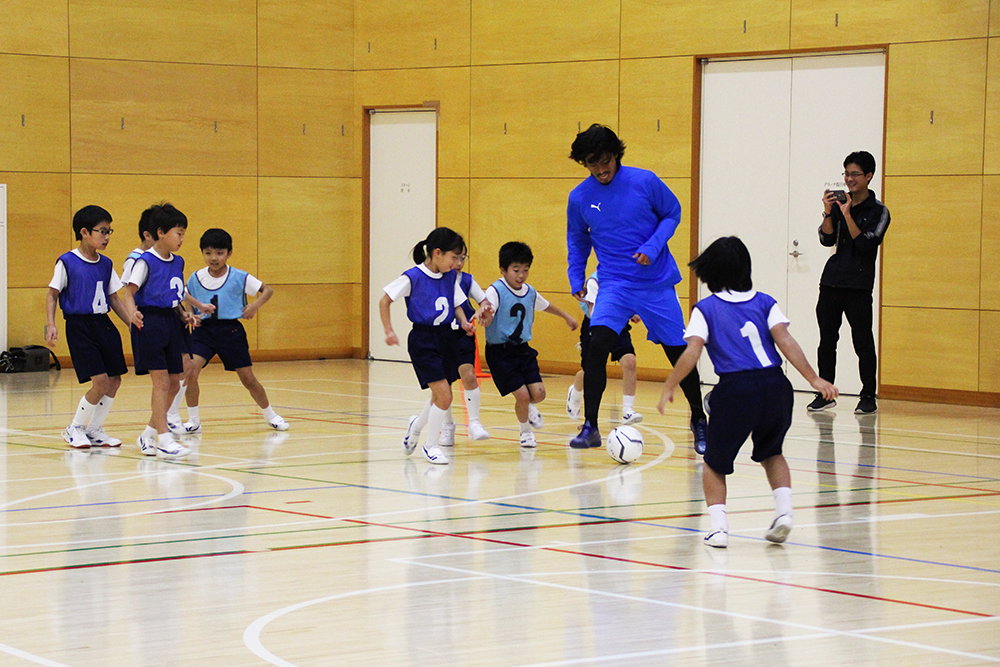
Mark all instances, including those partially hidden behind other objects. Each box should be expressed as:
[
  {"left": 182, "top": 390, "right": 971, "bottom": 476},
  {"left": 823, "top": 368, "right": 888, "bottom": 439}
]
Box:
[
  {"left": 187, "top": 406, "right": 200, "bottom": 423},
  {"left": 444, "top": 405, "right": 454, "bottom": 426},
  {"left": 167, "top": 380, "right": 187, "bottom": 420},
  {"left": 774, "top": 487, "right": 793, "bottom": 518},
  {"left": 465, "top": 387, "right": 481, "bottom": 422},
  {"left": 89, "top": 395, "right": 114, "bottom": 430},
  {"left": 72, "top": 397, "right": 98, "bottom": 428},
  {"left": 623, "top": 395, "right": 635, "bottom": 412},
  {"left": 708, "top": 504, "right": 728, "bottom": 533},
  {"left": 528, "top": 404, "right": 540, "bottom": 420},
  {"left": 424, "top": 405, "right": 447, "bottom": 449},
  {"left": 412, "top": 398, "right": 432, "bottom": 434},
  {"left": 157, "top": 432, "right": 175, "bottom": 444},
  {"left": 263, "top": 405, "right": 278, "bottom": 421},
  {"left": 142, "top": 425, "right": 157, "bottom": 439},
  {"left": 519, "top": 420, "right": 531, "bottom": 434}
]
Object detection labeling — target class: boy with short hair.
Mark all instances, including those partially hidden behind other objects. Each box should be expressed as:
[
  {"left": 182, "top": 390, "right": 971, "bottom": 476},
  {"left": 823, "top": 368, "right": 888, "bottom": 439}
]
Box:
[
  {"left": 122, "top": 203, "right": 199, "bottom": 459},
  {"left": 182, "top": 227, "right": 289, "bottom": 432},
  {"left": 45, "top": 205, "right": 142, "bottom": 449},
  {"left": 658, "top": 236, "right": 837, "bottom": 548},
  {"left": 482, "top": 241, "right": 578, "bottom": 448}
]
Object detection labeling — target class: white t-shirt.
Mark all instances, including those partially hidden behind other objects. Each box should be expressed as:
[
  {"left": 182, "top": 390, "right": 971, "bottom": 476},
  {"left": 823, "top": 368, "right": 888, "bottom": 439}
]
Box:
[
  {"left": 383, "top": 263, "right": 467, "bottom": 306},
  {"left": 483, "top": 278, "right": 550, "bottom": 313},
  {"left": 684, "top": 290, "right": 788, "bottom": 344},
  {"left": 192, "top": 266, "right": 263, "bottom": 295},
  {"left": 126, "top": 248, "right": 174, "bottom": 288},
  {"left": 49, "top": 248, "right": 124, "bottom": 294}
]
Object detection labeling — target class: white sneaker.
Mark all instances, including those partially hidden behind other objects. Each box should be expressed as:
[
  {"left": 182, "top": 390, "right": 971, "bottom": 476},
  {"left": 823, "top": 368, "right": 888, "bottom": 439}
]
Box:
[
  {"left": 156, "top": 437, "right": 191, "bottom": 459},
  {"left": 63, "top": 425, "right": 92, "bottom": 449},
  {"left": 621, "top": 409, "right": 643, "bottom": 425},
  {"left": 765, "top": 514, "right": 793, "bottom": 544},
  {"left": 705, "top": 530, "right": 729, "bottom": 548},
  {"left": 167, "top": 417, "right": 185, "bottom": 436},
  {"left": 528, "top": 404, "right": 544, "bottom": 429},
  {"left": 267, "top": 415, "right": 289, "bottom": 431},
  {"left": 137, "top": 433, "right": 158, "bottom": 456},
  {"left": 468, "top": 421, "right": 490, "bottom": 441},
  {"left": 422, "top": 444, "right": 449, "bottom": 465},
  {"left": 402, "top": 416, "right": 420, "bottom": 455},
  {"left": 85, "top": 427, "right": 122, "bottom": 447},
  {"left": 566, "top": 385, "right": 582, "bottom": 419},
  {"left": 439, "top": 422, "right": 456, "bottom": 446},
  {"left": 519, "top": 432, "right": 537, "bottom": 448},
  {"left": 183, "top": 420, "right": 202, "bottom": 434}
]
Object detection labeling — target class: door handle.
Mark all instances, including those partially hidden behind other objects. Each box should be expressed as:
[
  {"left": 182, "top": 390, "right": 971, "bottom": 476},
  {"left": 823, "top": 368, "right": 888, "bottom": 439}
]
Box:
[{"left": 789, "top": 250, "right": 803, "bottom": 258}]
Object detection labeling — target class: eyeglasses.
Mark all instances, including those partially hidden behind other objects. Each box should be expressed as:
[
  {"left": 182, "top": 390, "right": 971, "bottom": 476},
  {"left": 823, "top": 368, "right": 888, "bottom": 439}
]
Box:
[
  {"left": 842, "top": 171, "right": 865, "bottom": 179},
  {"left": 585, "top": 154, "right": 614, "bottom": 168},
  {"left": 92, "top": 228, "right": 114, "bottom": 237}
]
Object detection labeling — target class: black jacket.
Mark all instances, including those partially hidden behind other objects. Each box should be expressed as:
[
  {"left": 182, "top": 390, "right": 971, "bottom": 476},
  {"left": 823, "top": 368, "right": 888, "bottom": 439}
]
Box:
[{"left": 818, "top": 190, "right": 890, "bottom": 291}]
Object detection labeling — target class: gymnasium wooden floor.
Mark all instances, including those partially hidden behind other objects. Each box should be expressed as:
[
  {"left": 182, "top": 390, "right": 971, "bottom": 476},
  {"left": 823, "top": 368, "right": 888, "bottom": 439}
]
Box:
[{"left": 1, "top": 359, "right": 998, "bottom": 666}]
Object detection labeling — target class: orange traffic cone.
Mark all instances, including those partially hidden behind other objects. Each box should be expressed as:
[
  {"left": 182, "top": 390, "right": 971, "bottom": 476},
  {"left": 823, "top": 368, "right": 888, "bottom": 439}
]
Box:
[{"left": 474, "top": 332, "right": 491, "bottom": 378}]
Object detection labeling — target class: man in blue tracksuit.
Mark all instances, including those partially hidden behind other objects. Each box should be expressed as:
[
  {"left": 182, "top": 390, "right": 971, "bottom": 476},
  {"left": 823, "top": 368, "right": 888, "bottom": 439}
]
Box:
[{"left": 566, "top": 124, "right": 707, "bottom": 451}]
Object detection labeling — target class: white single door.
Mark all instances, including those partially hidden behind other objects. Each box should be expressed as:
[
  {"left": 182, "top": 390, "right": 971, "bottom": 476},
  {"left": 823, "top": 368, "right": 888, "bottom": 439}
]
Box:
[
  {"left": 368, "top": 110, "right": 437, "bottom": 362},
  {"left": 0, "top": 183, "right": 6, "bottom": 353},
  {"left": 699, "top": 53, "right": 885, "bottom": 394}
]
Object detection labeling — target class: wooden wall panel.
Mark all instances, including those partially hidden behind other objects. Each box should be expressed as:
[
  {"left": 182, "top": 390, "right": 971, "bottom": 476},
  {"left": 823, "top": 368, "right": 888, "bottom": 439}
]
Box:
[
  {"left": 354, "top": 0, "right": 470, "bottom": 70},
  {"left": 2, "top": 172, "right": 71, "bottom": 288},
  {"left": 985, "top": 38, "right": 1000, "bottom": 174},
  {"left": 885, "top": 39, "right": 987, "bottom": 176},
  {"left": 259, "top": 68, "right": 354, "bottom": 178},
  {"left": 663, "top": 178, "right": 693, "bottom": 299},
  {"left": 622, "top": 0, "right": 790, "bottom": 59},
  {"left": 620, "top": 57, "right": 694, "bottom": 178},
  {"left": 257, "top": 283, "right": 360, "bottom": 352},
  {"left": 6, "top": 288, "right": 51, "bottom": 349},
  {"left": 470, "top": 61, "right": 618, "bottom": 179},
  {"left": 881, "top": 306, "right": 979, "bottom": 390},
  {"left": 71, "top": 175, "right": 259, "bottom": 277},
  {"left": 0, "top": 55, "right": 70, "bottom": 172},
  {"left": 68, "top": 0, "right": 256, "bottom": 66},
  {"left": 881, "top": 176, "right": 981, "bottom": 309},
  {"left": 0, "top": 0, "right": 68, "bottom": 56},
  {"left": 982, "top": 175, "right": 1000, "bottom": 310},
  {"left": 471, "top": 0, "right": 619, "bottom": 65},
  {"left": 470, "top": 179, "right": 580, "bottom": 294},
  {"left": 355, "top": 68, "right": 470, "bottom": 178},
  {"left": 70, "top": 60, "right": 257, "bottom": 176},
  {"left": 258, "top": 177, "right": 361, "bottom": 285},
  {"left": 439, "top": 178, "right": 470, "bottom": 251},
  {"left": 980, "top": 311, "right": 1000, "bottom": 392},
  {"left": 791, "top": 0, "right": 989, "bottom": 48},
  {"left": 993, "top": 0, "right": 1000, "bottom": 34},
  {"left": 258, "top": 0, "right": 353, "bottom": 70}
]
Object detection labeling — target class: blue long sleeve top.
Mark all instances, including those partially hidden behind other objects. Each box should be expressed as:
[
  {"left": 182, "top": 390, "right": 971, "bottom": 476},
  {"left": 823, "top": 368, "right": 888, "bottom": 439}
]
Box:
[{"left": 566, "top": 165, "right": 682, "bottom": 294}]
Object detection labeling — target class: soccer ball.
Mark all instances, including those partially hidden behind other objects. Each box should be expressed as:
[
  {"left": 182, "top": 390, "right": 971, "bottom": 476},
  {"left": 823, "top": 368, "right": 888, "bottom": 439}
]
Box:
[{"left": 606, "top": 425, "right": 643, "bottom": 464}]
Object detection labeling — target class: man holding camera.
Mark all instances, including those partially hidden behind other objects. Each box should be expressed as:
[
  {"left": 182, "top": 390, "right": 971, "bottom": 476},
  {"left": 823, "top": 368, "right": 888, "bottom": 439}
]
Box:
[{"left": 808, "top": 150, "right": 890, "bottom": 415}]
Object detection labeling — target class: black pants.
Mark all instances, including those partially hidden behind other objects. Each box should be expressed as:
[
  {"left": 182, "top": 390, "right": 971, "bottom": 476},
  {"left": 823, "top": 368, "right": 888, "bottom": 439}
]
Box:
[
  {"left": 816, "top": 286, "right": 877, "bottom": 397},
  {"left": 583, "top": 325, "right": 706, "bottom": 427}
]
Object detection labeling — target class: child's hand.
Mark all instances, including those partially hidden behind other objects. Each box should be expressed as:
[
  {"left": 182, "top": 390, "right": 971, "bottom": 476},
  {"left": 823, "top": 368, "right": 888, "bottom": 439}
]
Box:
[
  {"left": 657, "top": 383, "right": 676, "bottom": 414},
  {"left": 385, "top": 331, "right": 399, "bottom": 346},
  {"left": 476, "top": 303, "right": 494, "bottom": 328},
  {"left": 130, "top": 310, "right": 144, "bottom": 330},
  {"left": 565, "top": 315, "right": 579, "bottom": 331},
  {"left": 811, "top": 378, "right": 838, "bottom": 401},
  {"left": 242, "top": 303, "right": 260, "bottom": 320},
  {"left": 44, "top": 325, "right": 58, "bottom": 347},
  {"left": 630, "top": 314, "right": 642, "bottom": 324},
  {"left": 461, "top": 320, "right": 475, "bottom": 335},
  {"left": 200, "top": 301, "right": 216, "bottom": 314},
  {"left": 181, "top": 310, "right": 198, "bottom": 328}
]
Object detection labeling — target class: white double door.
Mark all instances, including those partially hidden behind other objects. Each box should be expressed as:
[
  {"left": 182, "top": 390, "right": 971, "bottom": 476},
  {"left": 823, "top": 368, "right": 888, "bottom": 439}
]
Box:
[{"left": 699, "top": 52, "right": 885, "bottom": 394}]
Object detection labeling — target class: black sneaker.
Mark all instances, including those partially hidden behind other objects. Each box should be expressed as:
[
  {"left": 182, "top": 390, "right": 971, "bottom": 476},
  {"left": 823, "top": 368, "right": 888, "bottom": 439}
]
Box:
[
  {"left": 855, "top": 395, "right": 878, "bottom": 414},
  {"left": 691, "top": 418, "right": 708, "bottom": 455},
  {"left": 806, "top": 395, "right": 836, "bottom": 412},
  {"left": 570, "top": 422, "right": 602, "bottom": 449}
]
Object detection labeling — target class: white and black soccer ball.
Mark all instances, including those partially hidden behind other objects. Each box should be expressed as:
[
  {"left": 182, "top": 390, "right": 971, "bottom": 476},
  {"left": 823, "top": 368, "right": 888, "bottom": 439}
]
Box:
[{"left": 606, "top": 425, "right": 643, "bottom": 464}]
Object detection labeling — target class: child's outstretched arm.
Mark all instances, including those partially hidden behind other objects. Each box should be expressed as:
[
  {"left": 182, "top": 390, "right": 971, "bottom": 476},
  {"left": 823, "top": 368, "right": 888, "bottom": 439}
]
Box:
[
  {"left": 243, "top": 284, "right": 274, "bottom": 320},
  {"left": 183, "top": 292, "right": 215, "bottom": 317},
  {"left": 379, "top": 293, "right": 399, "bottom": 346},
  {"left": 657, "top": 337, "right": 703, "bottom": 413},
  {"left": 771, "top": 323, "right": 838, "bottom": 400},
  {"left": 543, "top": 303, "right": 578, "bottom": 331}
]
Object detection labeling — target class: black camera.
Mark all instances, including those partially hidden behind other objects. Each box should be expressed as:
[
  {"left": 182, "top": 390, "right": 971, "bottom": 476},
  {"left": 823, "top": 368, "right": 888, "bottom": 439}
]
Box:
[{"left": 828, "top": 189, "right": 847, "bottom": 204}]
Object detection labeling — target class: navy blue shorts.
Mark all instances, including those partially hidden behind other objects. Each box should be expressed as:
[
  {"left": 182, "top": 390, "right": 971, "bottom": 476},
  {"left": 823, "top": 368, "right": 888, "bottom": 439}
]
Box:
[
  {"left": 485, "top": 342, "right": 541, "bottom": 396},
  {"left": 703, "top": 366, "right": 794, "bottom": 475},
  {"left": 190, "top": 319, "right": 253, "bottom": 371},
  {"left": 64, "top": 314, "right": 128, "bottom": 384},
  {"left": 408, "top": 324, "right": 460, "bottom": 389},
  {"left": 453, "top": 328, "right": 477, "bottom": 368},
  {"left": 131, "top": 307, "right": 186, "bottom": 375},
  {"left": 579, "top": 316, "right": 635, "bottom": 369}
]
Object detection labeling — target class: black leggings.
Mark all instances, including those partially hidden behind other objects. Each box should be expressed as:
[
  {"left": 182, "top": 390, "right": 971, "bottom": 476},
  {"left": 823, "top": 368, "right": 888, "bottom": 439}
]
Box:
[{"left": 583, "top": 325, "right": 706, "bottom": 426}]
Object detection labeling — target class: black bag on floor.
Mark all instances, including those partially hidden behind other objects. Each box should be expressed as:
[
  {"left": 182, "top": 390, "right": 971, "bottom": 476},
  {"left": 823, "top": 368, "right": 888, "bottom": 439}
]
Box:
[{"left": 0, "top": 345, "right": 61, "bottom": 373}]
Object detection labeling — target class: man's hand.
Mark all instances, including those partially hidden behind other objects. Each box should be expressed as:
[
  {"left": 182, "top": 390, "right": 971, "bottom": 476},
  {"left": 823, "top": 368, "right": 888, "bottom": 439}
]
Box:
[{"left": 633, "top": 252, "right": 650, "bottom": 266}]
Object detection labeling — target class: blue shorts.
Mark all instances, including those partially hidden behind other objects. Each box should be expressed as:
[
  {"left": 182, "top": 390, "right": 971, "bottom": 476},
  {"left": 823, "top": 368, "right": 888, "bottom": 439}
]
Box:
[
  {"left": 190, "top": 319, "right": 253, "bottom": 371},
  {"left": 453, "top": 328, "right": 477, "bottom": 368},
  {"left": 703, "top": 367, "right": 793, "bottom": 475},
  {"left": 64, "top": 314, "right": 128, "bottom": 384},
  {"left": 590, "top": 281, "right": 686, "bottom": 347},
  {"left": 579, "top": 316, "right": 634, "bottom": 369},
  {"left": 408, "top": 324, "right": 460, "bottom": 389},
  {"left": 131, "top": 307, "right": 186, "bottom": 375},
  {"left": 485, "top": 342, "right": 541, "bottom": 396}
]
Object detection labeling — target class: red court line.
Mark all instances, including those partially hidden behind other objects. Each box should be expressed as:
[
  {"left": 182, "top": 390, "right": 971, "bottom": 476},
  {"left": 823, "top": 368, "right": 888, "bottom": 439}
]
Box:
[{"left": 0, "top": 551, "right": 251, "bottom": 577}]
